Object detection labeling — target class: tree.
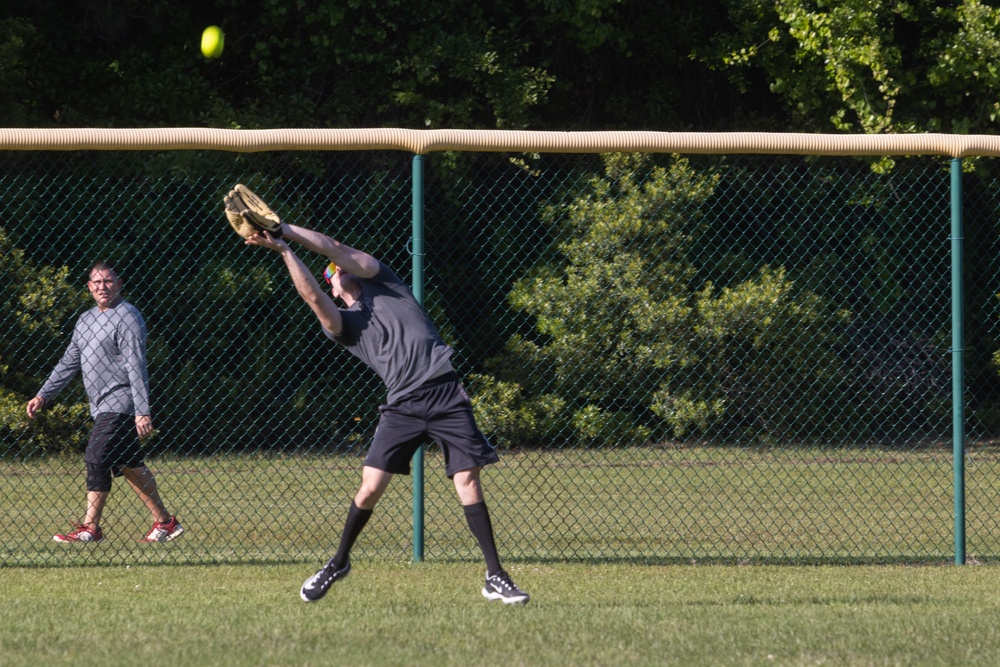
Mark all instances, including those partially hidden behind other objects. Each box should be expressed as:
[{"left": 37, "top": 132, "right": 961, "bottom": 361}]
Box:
[
  {"left": 473, "top": 154, "right": 855, "bottom": 445},
  {"left": 0, "top": 0, "right": 755, "bottom": 131},
  {"left": 707, "top": 0, "right": 1000, "bottom": 135},
  {"left": 0, "top": 228, "right": 91, "bottom": 454}
]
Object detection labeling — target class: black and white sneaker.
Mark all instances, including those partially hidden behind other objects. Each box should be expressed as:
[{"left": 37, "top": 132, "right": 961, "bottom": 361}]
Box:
[
  {"left": 481, "top": 570, "right": 529, "bottom": 605},
  {"left": 300, "top": 559, "right": 351, "bottom": 602}
]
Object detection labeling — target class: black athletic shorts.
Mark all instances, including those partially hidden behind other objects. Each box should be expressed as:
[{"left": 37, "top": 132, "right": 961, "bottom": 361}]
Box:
[
  {"left": 84, "top": 412, "right": 145, "bottom": 491},
  {"left": 366, "top": 372, "right": 499, "bottom": 478}
]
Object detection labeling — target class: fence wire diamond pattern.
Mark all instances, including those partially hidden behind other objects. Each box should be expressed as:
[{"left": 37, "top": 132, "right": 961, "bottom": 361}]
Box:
[{"left": 1, "top": 149, "right": 998, "bottom": 567}]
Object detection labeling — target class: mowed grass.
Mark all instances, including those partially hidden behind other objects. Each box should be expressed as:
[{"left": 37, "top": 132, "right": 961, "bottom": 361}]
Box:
[
  {"left": 5, "top": 445, "right": 1000, "bottom": 566},
  {"left": 4, "top": 447, "right": 1000, "bottom": 665},
  {"left": 4, "top": 561, "right": 1000, "bottom": 667}
]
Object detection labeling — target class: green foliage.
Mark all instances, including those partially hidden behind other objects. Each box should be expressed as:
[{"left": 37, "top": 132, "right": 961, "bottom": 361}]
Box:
[
  {"left": 474, "top": 155, "right": 934, "bottom": 445},
  {"left": 513, "top": 154, "right": 714, "bottom": 382},
  {"left": 477, "top": 155, "right": 711, "bottom": 444},
  {"left": 467, "top": 373, "right": 567, "bottom": 447},
  {"left": 12, "top": 0, "right": 1000, "bottom": 134},
  {"left": 0, "top": 227, "right": 89, "bottom": 393},
  {"left": 0, "top": 1, "right": 743, "bottom": 131},
  {"left": 0, "top": 229, "right": 90, "bottom": 456},
  {"left": 926, "top": 1, "right": 1000, "bottom": 131},
  {"left": 571, "top": 403, "right": 652, "bottom": 446},
  {"left": 0, "top": 228, "right": 88, "bottom": 339},
  {"left": 488, "top": 155, "right": 715, "bottom": 444},
  {"left": 0, "top": 18, "right": 35, "bottom": 125},
  {"left": 0, "top": 386, "right": 89, "bottom": 456},
  {"left": 661, "top": 266, "right": 849, "bottom": 440},
  {"left": 1, "top": 0, "right": 560, "bottom": 129},
  {"left": 708, "top": 0, "right": 1000, "bottom": 135}
]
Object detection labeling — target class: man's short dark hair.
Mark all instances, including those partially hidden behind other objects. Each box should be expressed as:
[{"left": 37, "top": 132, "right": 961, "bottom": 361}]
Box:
[{"left": 88, "top": 261, "right": 119, "bottom": 279}]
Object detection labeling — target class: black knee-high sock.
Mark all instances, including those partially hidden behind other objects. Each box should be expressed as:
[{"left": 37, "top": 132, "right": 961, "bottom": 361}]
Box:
[
  {"left": 331, "top": 501, "right": 372, "bottom": 568},
  {"left": 463, "top": 501, "right": 502, "bottom": 576}
]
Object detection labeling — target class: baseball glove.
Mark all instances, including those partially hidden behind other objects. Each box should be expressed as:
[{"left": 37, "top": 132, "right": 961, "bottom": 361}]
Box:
[{"left": 224, "top": 184, "right": 283, "bottom": 239}]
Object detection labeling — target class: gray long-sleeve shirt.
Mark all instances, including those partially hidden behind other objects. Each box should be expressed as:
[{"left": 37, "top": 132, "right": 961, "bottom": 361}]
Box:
[{"left": 38, "top": 299, "right": 151, "bottom": 418}]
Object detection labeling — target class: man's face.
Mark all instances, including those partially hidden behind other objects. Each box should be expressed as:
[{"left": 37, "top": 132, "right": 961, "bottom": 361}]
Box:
[
  {"left": 327, "top": 266, "right": 357, "bottom": 300},
  {"left": 87, "top": 268, "right": 123, "bottom": 310}
]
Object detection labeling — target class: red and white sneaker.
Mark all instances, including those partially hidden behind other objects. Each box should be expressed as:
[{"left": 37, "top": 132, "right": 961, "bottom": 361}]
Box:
[
  {"left": 139, "top": 515, "right": 184, "bottom": 543},
  {"left": 53, "top": 523, "right": 104, "bottom": 543}
]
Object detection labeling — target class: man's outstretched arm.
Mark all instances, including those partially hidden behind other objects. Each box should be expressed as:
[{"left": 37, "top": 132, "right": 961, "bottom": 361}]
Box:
[
  {"left": 280, "top": 224, "right": 380, "bottom": 279},
  {"left": 246, "top": 232, "right": 345, "bottom": 335}
]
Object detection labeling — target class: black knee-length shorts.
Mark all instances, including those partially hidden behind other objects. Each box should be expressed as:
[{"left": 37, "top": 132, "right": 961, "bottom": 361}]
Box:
[
  {"left": 365, "top": 372, "right": 499, "bottom": 478},
  {"left": 84, "top": 412, "right": 145, "bottom": 491}
]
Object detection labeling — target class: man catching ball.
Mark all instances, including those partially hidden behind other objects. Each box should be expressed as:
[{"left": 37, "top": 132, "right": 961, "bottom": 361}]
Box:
[{"left": 227, "top": 187, "right": 529, "bottom": 605}]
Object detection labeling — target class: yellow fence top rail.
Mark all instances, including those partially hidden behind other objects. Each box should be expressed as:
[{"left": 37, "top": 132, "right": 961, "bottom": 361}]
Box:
[{"left": 2, "top": 127, "right": 1000, "bottom": 157}]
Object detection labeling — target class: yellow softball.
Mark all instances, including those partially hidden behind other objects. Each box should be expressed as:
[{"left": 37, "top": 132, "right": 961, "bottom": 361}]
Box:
[{"left": 201, "top": 26, "right": 224, "bottom": 59}]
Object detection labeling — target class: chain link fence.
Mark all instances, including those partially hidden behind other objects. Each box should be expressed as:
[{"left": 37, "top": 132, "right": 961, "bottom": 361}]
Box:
[{"left": 2, "top": 147, "right": 999, "bottom": 567}]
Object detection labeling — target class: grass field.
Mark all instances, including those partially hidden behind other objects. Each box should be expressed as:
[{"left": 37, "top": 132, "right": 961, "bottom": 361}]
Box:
[
  {"left": 4, "top": 446, "right": 1000, "bottom": 665},
  {"left": 5, "top": 445, "right": 1000, "bottom": 567},
  {"left": 5, "top": 561, "right": 1000, "bottom": 666}
]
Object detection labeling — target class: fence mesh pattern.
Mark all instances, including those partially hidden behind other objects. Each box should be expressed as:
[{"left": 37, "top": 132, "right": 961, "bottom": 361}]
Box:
[{"left": 2, "top": 149, "right": 999, "bottom": 567}]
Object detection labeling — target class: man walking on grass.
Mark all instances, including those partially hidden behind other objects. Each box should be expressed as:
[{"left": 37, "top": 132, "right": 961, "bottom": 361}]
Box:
[{"left": 26, "top": 261, "right": 183, "bottom": 544}]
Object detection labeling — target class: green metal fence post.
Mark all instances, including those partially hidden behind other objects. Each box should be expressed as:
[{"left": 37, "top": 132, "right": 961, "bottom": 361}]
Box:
[
  {"left": 412, "top": 154, "right": 426, "bottom": 562},
  {"left": 951, "top": 157, "right": 966, "bottom": 565}
]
